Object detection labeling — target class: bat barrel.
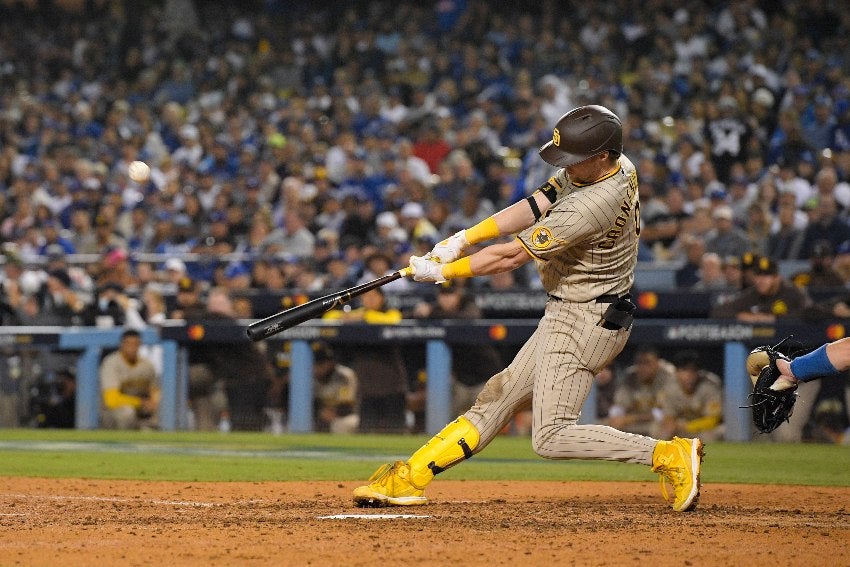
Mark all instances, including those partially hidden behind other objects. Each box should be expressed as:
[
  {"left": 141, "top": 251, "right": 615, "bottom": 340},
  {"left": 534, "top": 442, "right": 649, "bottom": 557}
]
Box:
[
  {"left": 246, "top": 293, "right": 347, "bottom": 341},
  {"left": 245, "top": 267, "right": 411, "bottom": 341}
]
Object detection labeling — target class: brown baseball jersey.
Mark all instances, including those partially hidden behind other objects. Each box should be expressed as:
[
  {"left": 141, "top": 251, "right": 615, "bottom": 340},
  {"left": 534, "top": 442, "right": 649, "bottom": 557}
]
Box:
[
  {"left": 661, "top": 370, "right": 723, "bottom": 438},
  {"left": 516, "top": 156, "right": 639, "bottom": 302},
  {"left": 711, "top": 280, "right": 811, "bottom": 319},
  {"left": 614, "top": 361, "right": 676, "bottom": 415},
  {"left": 463, "top": 154, "right": 659, "bottom": 466},
  {"left": 659, "top": 371, "right": 723, "bottom": 429},
  {"left": 612, "top": 358, "right": 676, "bottom": 435},
  {"left": 100, "top": 351, "right": 158, "bottom": 400}
]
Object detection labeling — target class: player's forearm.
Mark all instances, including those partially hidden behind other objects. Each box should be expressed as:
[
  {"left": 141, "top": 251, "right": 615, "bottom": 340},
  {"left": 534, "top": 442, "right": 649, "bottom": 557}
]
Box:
[
  {"left": 491, "top": 193, "right": 547, "bottom": 234},
  {"left": 428, "top": 191, "right": 551, "bottom": 267},
  {"left": 684, "top": 415, "right": 721, "bottom": 433},
  {"left": 103, "top": 388, "right": 142, "bottom": 410},
  {"left": 788, "top": 340, "right": 845, "bottom": 381},
  {"left": 736, "top": 311, "right": 775, "bottom": 323},
  {"left": 465, "top": 191, "right": 552, "bottom": 245},
  {"left": 825, "top": 338, "right": 850, "bottom": 372},
  {"left": 442, "top": 240, "right": 531, "bottom": 278}
]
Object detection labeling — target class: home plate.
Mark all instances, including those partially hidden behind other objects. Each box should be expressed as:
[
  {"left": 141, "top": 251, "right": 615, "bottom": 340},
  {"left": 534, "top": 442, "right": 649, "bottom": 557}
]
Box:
[{"left": 317, "top": 514, "right": 431, "bottom": 520}]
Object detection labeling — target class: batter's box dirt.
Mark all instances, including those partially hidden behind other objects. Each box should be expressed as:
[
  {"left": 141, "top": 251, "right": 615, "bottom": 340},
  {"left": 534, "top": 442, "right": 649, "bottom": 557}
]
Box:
[{"left": 0, "top": 478, "right": 847, "bottom": 566}]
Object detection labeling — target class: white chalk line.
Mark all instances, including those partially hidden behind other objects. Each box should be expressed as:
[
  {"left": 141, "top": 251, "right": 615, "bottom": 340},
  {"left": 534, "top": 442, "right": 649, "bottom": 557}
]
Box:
[
  {"left": 0, "top": 493, "right": 264, "bottom": 508},
  {"left": 318, "top": 514, "right": 431, "bottom": 520},
  {"left": 0, "top": 440, "right": 404, "bottom": 462},
  {"left": 2, "top": 495, "right": 434, "bottom": 519}
]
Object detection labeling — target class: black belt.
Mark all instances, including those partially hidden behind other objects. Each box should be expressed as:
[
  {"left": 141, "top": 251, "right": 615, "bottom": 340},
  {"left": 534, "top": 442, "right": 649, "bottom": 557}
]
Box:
[
  {"left": 595, "top": 294, "right": 631, "bottom": 304},
  {"left": 547, "top": 293, "right": 634, "bottom": 330},
  {"left": 547, "top": 293, "right": 632, "bottom": 303}
]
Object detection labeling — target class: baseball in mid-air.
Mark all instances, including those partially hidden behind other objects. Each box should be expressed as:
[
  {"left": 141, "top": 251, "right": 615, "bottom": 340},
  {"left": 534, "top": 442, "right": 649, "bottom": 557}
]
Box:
[{"left": 128, "top": 160, "right": 151, "bottom": 182}]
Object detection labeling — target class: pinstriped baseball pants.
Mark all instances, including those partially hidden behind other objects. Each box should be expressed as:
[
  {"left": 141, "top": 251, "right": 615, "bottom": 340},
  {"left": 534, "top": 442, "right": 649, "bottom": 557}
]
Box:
[{"left": 464, "top": 298, "right": 658, "bottom": 465}]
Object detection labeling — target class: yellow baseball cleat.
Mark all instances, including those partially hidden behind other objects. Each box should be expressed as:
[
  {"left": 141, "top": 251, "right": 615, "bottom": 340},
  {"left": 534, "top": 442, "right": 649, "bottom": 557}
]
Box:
[
  {"left": 652, "top": 437, "right": 704, "bottom": 512},
  {"left": 352, "top": 461, "right": 428, "bottom": 507}
]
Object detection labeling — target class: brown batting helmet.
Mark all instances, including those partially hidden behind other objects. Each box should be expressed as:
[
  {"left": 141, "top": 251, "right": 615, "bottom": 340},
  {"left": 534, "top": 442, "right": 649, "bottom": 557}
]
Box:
[{"left": 538, "top": 105, "right": 623, "bottom": 167}]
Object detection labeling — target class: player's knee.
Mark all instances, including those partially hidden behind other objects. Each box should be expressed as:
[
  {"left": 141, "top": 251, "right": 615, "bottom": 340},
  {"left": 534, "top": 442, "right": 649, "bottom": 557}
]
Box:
[{"left": 531, "top": 425, "right": 566, "bottom": 458}]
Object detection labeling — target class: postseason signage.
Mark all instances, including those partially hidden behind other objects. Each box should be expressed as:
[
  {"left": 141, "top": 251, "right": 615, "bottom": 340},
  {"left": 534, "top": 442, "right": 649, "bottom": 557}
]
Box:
[
  {"left": 664, "top": 324, "right": 771, "bottom": 342},
  {"left": 158, "top": 319, "right": 837, "bottom": 348}
]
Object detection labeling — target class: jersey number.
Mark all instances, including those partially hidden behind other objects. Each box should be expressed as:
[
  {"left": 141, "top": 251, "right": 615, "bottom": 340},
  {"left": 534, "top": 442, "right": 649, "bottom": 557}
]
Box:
[{"left": 634, "top": 200, "right": 641, "bottom": 235}]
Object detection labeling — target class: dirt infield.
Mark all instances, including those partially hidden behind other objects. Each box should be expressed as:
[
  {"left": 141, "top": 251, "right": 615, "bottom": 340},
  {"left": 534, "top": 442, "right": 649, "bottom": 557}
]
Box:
[{"left": 1, "top": 478, "right": 848, "bottom": 566}]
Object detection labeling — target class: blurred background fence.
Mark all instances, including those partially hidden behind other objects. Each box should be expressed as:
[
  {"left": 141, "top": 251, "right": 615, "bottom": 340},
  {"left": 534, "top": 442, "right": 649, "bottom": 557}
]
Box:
[{"left": 0, "top": 316, "right": 840, "bottom": 440}]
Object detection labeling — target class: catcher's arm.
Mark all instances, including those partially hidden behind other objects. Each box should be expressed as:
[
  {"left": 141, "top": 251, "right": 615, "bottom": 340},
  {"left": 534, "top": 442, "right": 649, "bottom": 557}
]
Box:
[
  {"left": 782, "top": 341, "right": 845, "bottom": 382},
  {"left": 749, "top": 339, "right": 847, "bottom": 392}
]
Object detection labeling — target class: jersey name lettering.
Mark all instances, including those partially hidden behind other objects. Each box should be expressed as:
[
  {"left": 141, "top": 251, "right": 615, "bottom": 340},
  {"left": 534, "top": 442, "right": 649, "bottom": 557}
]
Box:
[{"left": 599, "top": 169, "right": 639, "bottom": 250}]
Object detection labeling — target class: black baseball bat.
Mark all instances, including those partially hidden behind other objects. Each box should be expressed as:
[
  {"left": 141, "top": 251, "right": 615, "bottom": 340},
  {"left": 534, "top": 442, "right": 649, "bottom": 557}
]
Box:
[{"left": 246, "top": 267, "right": 412, "bottom": 341}]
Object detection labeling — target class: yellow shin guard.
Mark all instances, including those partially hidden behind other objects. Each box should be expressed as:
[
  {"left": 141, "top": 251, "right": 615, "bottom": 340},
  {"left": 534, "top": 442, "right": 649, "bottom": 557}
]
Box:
[{"left": 407, "top": 416, "right": 480, "bottom": 488}]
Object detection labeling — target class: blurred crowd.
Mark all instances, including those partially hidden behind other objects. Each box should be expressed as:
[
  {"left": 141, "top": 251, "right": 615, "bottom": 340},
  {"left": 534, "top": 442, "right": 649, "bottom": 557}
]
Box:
[{"left": 0, "top": 0, "right": 849, "bottom": 312}]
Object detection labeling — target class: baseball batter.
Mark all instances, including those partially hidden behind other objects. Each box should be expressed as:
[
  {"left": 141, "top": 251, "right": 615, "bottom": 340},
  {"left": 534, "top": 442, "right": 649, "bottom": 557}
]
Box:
[{"left": 353, "top": 105, "right": 704, "bottom": 512}]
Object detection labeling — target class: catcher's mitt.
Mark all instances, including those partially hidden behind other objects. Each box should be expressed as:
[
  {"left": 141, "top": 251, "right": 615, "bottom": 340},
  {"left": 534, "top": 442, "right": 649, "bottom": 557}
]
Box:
[{"left": 742, "top": 343, "right": 797, "bottom": 434}]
